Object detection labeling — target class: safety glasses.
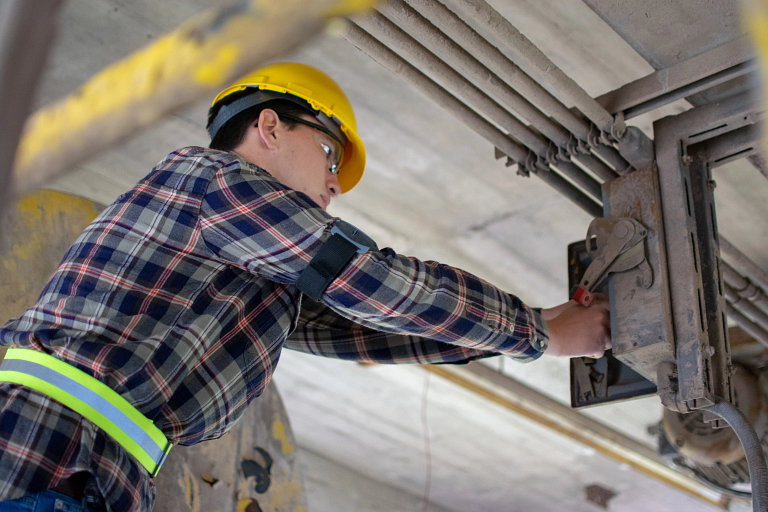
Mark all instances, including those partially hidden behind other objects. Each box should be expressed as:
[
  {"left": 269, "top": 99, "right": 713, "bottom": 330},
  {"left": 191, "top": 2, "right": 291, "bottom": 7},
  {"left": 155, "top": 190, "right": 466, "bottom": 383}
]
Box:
[{"left": 279, "top": 114, "right": 345, "bottom": 175}]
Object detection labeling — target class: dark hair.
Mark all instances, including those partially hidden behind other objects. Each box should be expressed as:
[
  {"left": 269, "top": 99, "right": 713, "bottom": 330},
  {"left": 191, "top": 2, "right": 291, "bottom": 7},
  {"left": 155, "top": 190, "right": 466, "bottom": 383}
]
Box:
[{"left": 206, "top": 90, "right": 314, "bottom": 151}]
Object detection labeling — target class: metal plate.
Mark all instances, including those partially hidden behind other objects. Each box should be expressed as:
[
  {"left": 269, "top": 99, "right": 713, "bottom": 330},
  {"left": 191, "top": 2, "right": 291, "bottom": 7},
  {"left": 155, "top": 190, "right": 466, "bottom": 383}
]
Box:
[
  {"left": 603, "top": 166, "right": 676, "bottom": 383},
  {"left": 568, "top": 240, "right": 658, "bottom": 408}
]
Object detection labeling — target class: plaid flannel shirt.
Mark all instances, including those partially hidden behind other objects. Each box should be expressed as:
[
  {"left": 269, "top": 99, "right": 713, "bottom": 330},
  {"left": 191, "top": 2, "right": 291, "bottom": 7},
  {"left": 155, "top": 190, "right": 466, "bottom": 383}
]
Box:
[{"left": 0, "top": 147, "right": 548, "bottom": 512}]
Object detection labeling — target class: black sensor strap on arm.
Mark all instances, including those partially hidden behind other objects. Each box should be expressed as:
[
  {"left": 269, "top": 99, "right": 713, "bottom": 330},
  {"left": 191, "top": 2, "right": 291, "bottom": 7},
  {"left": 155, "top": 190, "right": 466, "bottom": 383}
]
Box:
[{"left": 296, "top": 220, "right": 378, "bottom": 301}]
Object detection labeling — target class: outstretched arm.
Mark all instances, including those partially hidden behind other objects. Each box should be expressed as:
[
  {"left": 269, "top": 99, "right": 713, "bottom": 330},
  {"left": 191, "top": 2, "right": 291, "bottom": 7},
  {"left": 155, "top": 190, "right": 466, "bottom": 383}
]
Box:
[{"left": 286, "top": 298, "right": 514, "bottom": 364}]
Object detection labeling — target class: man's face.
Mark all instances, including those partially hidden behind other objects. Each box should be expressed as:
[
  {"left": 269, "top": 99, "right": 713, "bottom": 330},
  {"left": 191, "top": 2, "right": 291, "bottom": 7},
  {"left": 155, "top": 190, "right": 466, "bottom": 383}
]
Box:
[
  {"left": 234, "top": 109, "right": 343, "bottom": 210},
  {"left": 271, "top": 115, "right": 343, "bottom": 210}
]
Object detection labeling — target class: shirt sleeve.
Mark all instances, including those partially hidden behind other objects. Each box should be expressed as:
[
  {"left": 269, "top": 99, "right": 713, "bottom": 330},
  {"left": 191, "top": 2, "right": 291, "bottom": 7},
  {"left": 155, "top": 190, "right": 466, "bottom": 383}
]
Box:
[
  {"left": 199, "top": 156, "right": 549, "bottom": 361},
  {"left": 286, "top": 298, "right": 509, "bottom": 364}
]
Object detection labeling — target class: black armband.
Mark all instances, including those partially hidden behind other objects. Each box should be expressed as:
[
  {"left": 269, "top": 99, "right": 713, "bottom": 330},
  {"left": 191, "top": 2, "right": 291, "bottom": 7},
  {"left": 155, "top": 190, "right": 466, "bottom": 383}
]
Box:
[{"left": 296, "top": 220, "right": 378, "bottom": 301}]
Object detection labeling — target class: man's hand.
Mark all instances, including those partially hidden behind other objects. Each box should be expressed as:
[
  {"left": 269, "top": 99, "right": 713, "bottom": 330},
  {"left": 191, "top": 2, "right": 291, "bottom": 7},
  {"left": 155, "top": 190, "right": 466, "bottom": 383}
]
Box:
[{"left": 540, "top": 294, "right": 611, "bottom": 358}]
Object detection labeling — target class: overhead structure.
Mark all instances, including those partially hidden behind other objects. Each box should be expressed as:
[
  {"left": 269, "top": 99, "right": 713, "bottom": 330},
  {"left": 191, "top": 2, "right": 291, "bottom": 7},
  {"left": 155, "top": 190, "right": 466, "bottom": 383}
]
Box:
[{"left": 344, "top": 0, "right": 768, "bottom": 503}]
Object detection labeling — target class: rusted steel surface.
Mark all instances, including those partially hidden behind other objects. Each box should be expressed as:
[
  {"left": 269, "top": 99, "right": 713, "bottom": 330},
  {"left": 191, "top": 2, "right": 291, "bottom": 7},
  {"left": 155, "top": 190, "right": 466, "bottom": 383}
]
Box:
[
  {"left": 153, "top": 382, "right": 307, "bottom": 512},
  {"left": 602, "top": 166, "right": 674, "bottom": 384},
  {"left": 11, "top": 0, "right": 377, "bottom": 196},
  {"left": 595, "top": 37, "right": 755, "bottom": 116}
]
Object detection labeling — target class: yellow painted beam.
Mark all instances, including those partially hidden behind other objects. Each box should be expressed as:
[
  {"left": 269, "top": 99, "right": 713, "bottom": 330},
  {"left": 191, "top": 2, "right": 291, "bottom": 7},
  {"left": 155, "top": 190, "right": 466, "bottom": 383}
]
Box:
[
  {"left": 424, "top": 362, "right": 729, "bottom": 509},
  {"left": 11, "top": 0, "right": 377, "bottom": 195}
]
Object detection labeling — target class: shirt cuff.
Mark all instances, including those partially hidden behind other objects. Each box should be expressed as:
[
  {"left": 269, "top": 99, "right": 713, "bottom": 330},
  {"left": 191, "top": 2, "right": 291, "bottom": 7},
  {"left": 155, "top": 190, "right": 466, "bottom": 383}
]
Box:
[{"left": 528, "top": 307, "right": 549, "bottom": 354}]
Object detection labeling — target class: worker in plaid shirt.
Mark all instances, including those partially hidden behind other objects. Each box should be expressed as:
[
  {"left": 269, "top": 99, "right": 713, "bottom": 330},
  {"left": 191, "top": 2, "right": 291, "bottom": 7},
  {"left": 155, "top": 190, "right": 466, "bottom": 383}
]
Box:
[{"left": 0, "top": 63, "right": 610, "bottom": 512}]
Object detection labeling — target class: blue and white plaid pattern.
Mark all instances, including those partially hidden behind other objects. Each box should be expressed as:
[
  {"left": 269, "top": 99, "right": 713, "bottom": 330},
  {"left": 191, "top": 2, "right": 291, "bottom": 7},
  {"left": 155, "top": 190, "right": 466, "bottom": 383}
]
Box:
[{"left": 0, "top": 147, "right": 548, "bottom": 512}]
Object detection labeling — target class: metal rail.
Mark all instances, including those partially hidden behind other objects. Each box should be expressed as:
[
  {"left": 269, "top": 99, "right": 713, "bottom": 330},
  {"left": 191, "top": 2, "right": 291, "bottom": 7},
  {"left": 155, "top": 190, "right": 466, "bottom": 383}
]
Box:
[
  {"left": 379, "top": 0, "right": 571, "bottom": 146},
  {"left": 358, "top": 10, "right": 605, "bottom": 203},
  {"left": 10, "top": 0, "right": 378, "bottom": 196},
  {"left": 388, "top": 0, "right": 632, "bottom": 176},
  {"left": 448, "top": 0, "right": 617, "bottom": 136},
  {"left": 344, "top": 21, "right": 603, "bottom": 218},
  {"left": 721, "top": 237, "right": 768, "bottom": 293},
  {"left": 425, "top": 361, "right": 724, "bottom": 508},
  {"left": 357, "top": 12, "right": 551, "bottom": 155},
  {"left": 723, "top": 260, "right": 768, "bottom": 316}
]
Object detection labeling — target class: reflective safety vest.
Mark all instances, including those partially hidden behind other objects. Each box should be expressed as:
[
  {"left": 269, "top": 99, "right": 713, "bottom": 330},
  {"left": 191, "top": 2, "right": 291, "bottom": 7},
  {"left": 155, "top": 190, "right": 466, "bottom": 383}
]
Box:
[{"left": 0, "top": 348, "right": 172, "bottom": 477}]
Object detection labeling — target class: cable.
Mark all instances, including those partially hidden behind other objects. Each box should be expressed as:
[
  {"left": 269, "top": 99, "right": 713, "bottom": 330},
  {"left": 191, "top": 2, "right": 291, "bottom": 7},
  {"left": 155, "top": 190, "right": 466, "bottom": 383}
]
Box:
[
  {"left": 704, "top": 398, "right": 768, "bottom": 511},
  {"left": 676, "top": 460, "right": 753, "bottom": 499}
]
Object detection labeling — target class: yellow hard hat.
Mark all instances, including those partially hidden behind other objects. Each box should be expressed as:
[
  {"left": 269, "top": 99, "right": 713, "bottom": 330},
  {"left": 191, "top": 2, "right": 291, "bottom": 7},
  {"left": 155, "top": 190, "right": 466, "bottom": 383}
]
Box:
[{"left": 211, "top": 62, "right": 366, "bottom": 194}]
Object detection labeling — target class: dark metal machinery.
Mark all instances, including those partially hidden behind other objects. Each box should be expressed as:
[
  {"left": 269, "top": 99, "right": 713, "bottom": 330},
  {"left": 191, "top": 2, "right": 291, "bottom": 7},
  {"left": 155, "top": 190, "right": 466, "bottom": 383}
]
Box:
[{"left": 568, "top": 52, "right": 768, "bottom": 503}]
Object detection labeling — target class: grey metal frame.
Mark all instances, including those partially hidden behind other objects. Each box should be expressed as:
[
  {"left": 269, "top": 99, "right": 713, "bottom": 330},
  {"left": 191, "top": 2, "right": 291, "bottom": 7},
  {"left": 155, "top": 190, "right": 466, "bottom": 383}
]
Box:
[{"left": 647, "top": 92, "right": 765, "bottom": 415}]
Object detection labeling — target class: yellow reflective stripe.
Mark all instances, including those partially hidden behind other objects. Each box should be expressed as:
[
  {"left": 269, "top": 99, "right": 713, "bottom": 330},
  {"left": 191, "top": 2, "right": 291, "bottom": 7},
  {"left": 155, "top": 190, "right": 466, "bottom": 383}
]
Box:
[{"left": 0, "top": 349, "right": 171, "bottom": 475}]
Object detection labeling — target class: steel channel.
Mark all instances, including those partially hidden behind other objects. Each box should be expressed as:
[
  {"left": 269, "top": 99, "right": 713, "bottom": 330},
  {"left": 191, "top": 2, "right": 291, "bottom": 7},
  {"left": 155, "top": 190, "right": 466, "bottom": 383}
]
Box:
[
  {"left": 694, "top": 123, "right": 764, "bottom": 169},
  {"left": 724, "top": 284, "right": 768, "bottom": 333},
  {"left": 344, "top": 22, "right": 602, "bottom": 218},
  {"left": 624, "top": 61, "right": 757, "bottom": 120},
  {"left": 721, "top": 236, "right": 768, "bottom": 293},
  {"left": 375, "top": 1, "right": 571, "bottom": 147},
  {"left": 358, "top": 12, "right": 550, "bottom": 155},
  {"left": 596, "top": 36, "right": 755, "bottom": 115},
  {"left": 726, "top": 304, "right": 768, "bottom": 349},
  {"left": 655, "top": 118, "right": 717, "bottom": 408},
  {"left": 722, "top": 259, "right": 768, "bottom": 316},
  {"left": 401, "top": 0, "right": 586, "bottom": 142},
  {"left": 387, "top": 0, "right": 632, "bottom": 175},
  {"left": 450, "top": 0, "right": 615, "bottom": 133},
  {"left": 551, "top": 160, "right": 602, "bottom": 200},
  {"left": 355, "top": 14, "right": 604, "bottom": 205},
  {"left": 573, "top": 153, "right": 619, "bottom": 182}
]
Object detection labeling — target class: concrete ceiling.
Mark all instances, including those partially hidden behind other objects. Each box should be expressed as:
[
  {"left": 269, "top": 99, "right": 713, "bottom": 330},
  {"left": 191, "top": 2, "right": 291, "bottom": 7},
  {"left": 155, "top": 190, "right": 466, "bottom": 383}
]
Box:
[{"left": 29, "top": 0, "right": 768, "bottom": 510}]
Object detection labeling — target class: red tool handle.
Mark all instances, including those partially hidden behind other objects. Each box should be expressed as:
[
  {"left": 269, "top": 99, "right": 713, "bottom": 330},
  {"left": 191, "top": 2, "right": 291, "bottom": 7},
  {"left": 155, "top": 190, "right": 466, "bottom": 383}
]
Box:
[{"left": 571, "top": 286, "right": 593, "bottom": 307}]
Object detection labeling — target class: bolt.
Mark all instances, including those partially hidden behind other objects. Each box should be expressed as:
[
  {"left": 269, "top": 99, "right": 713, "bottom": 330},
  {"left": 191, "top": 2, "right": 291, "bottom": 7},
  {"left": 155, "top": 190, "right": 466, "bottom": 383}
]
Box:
[
  {"left": 614, "top": 223, "right": 629, "bottom": 239},
  {"left": 707, "top": 179, "right": 717, "bottom": 191},
  {"left": 705, "top": 345, "right": 715, "bottom": 357},
  {"left": 681, "top": 155, "right": 693, "bottom": 166}
]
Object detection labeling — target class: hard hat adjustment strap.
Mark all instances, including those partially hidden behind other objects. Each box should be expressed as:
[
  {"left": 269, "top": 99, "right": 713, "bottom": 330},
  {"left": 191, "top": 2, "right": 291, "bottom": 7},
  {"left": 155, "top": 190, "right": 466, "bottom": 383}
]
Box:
[{"left": 208, "top": 89, "right": 346, "bottom": 147}]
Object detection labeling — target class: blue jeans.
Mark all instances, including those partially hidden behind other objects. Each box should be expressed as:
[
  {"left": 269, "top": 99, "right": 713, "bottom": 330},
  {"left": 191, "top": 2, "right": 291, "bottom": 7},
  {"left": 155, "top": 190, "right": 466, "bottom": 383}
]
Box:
[{"left": 0, "top": 490, "right": 95, "bottom": 512}]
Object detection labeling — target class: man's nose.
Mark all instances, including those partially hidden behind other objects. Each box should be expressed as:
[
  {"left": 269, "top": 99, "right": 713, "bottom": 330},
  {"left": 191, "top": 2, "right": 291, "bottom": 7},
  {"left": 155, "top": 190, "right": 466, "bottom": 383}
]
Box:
[{"left": 327, "top": 173, "right": 341, "bottom": 197}]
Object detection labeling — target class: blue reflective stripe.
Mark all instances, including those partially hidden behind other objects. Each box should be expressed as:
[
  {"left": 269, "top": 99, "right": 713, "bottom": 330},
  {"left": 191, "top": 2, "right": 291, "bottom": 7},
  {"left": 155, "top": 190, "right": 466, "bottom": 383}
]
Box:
[{"left": 0, "top": 358, "right": 166, "bottom": 468}]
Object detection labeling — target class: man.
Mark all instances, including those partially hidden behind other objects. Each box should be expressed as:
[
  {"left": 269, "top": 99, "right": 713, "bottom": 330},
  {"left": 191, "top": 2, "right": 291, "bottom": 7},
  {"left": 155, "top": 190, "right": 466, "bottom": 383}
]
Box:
[{"left": 0, "top": 62, "right": 610, "bottom": 512}]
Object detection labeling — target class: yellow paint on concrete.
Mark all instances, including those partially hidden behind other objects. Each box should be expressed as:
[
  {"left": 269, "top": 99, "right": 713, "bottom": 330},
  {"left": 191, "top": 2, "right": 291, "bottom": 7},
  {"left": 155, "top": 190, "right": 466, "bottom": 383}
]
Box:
[
  {"left": 237, "top": 499, "right": 253, "bottom": 512},
  {"left": 746, "top": 0, "right": 768, "bottom": 156},
  {"left": 177, "top": 462, "right": 201, "bottom": 512},
  {"left": 1, "top": 190, "right": 103, "bottom": 324},
  {"left": 12, "top": 0, "right": 379, "bottom": 195},
  {"left": 272, "top": 419, "right": 295, "bottom": 454},
  {"left": 194, "top": 45, "right": 240, "bottom": 87},
  {"left": 260, "top": 480, "right": 305, "bottom": 510}
]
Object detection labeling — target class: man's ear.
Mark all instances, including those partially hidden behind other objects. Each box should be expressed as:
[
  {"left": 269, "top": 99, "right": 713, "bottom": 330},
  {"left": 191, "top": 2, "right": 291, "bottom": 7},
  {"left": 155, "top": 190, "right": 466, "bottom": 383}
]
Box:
[{"left": 256, "top": 108, "right": 281, "bottom": 150}]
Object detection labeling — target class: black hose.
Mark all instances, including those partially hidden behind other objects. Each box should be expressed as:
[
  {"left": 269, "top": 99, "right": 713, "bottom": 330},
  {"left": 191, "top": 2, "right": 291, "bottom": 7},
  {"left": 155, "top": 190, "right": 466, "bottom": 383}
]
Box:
[{"left": 704, "top": 398, "right": 768, "bottom": 511}]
